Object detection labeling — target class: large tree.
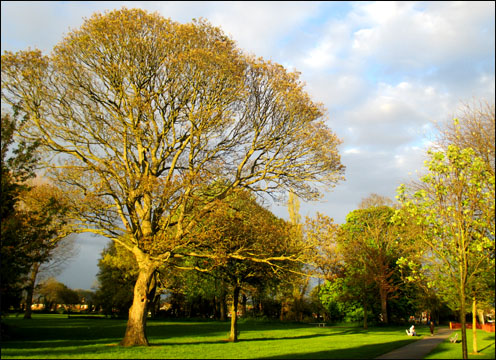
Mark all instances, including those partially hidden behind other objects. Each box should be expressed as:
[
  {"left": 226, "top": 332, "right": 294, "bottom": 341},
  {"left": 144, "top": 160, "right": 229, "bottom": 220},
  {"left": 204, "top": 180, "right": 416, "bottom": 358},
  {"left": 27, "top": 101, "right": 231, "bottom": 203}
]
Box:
[
  {"left": 337, "top": 205, "right": 414, "bottom": 324},
  {"left": 396, "top": 145, "right": 495, "bottom": 359},
  {"left": 18, "top": 181, "right": 75, "bottom": 319},
  {"left": 1, "top": 8, "right": 344, "bottom": 346},
  {"left": 1, "top": 109, "right": 40, "bottom": 313}
]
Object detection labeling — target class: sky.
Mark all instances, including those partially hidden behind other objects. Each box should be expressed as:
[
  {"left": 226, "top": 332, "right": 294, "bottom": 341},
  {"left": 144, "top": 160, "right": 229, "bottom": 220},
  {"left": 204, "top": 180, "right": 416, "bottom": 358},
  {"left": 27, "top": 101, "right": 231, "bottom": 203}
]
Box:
[{"left": 1, "top": 1, "right": 495, "bottom": 290}]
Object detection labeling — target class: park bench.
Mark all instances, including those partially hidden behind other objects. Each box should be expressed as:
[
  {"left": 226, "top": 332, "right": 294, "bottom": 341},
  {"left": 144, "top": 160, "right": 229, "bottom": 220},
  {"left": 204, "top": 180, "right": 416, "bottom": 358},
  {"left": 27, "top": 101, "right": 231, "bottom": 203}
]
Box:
[
  {"left": 310, "top": 323, "right": 326, "bottom": 327},
  {"left": 450, "top": 333, "right": 458, "bottom": 343}
]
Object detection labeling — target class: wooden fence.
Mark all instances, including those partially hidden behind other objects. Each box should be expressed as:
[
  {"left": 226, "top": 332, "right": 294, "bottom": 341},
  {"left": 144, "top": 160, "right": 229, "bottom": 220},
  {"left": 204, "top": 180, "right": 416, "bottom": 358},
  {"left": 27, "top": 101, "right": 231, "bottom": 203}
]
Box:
[{"left": 449, "top": 322, "right": 495, "bottom": 332}]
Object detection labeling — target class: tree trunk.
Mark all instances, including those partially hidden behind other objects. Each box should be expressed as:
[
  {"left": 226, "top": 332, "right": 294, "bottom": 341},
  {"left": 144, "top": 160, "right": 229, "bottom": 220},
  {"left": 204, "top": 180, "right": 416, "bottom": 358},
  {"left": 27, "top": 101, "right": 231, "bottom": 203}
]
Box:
[
  {"left": 472, "top": 296, "right": 478, "bottom": 354},
  {"left": 477, "top": 309, "right": 485, "bottom": 325},
  {"left": 379, "top": 286, "right": 389, "bottom": 324},
  {"left": 241, "top": 294, "right": 247, "bottom": 317},
  {"left": 228, "top": 285, "right": 240, "bottom": 342},
  {"left": 148, "top": 274, "right": 158, "bottom": 319},
  {"left": 258, "top": 297, "right": 263, "bottom": 315},
  {"left": 220, "top": 291, "right": 227, "bottom": 321},
  {"left": 120, "top": 259, "right": 157, "bottom": 347},
  {"left": 460, "top": 295, "right": 468, "bottom": 359},
  {"left": 280, "top": 300, "right": 287, "bottom": 321},
  {"left": 23, "top": 262, "right": 41, "bottom": 320},
  {"left": 379, "top": 286, "right": 388, "bottom": 324},
  {"left": 363, "top": 300, "right": 368, "bottom": 329},
  {"left": 214, "top": 295, "right": 220, "bottom": 320}
]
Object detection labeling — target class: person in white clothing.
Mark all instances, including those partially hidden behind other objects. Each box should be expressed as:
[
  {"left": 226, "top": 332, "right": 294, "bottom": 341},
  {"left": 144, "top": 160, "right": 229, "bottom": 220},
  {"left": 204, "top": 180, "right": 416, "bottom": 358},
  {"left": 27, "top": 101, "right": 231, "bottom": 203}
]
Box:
[{"left": 406, "top": 325, "right": 417, "bottom": 336}]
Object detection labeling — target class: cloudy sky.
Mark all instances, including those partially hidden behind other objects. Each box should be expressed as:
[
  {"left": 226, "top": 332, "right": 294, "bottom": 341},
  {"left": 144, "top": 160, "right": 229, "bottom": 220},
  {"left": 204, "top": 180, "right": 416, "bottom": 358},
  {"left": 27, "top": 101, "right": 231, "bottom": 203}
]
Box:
[{"left": 2, "top": 1, "right": 495, "bottom": 290}]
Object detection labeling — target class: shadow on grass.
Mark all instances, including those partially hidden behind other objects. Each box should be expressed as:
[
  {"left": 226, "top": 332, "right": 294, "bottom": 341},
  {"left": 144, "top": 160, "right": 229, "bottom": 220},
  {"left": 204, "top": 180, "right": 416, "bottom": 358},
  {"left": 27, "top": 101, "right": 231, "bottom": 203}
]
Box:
[
  {"left": 2, "top": 335, "right": 415, "bottom": 359},
  {"left": 146, "top": 320, "right": 364, "bottom": 339},
  {"left": 264, "top": 339, "right": 415, "bottom": 359},
  {"left": 5, "top": 323, "right": 127, "bottom": 343},
  {"left": 2, "top": 317, "right": 422, "bottom": 359},
  {"left": 0, "top": 342, "right": 122, "bottom": 359},
  {"left": 153, "top": 331, "right": 336, "bottom": 346},
  {"left": 240, "top": 329, "right": 366, "bottom": 342},
  {"left": 479, "top": 342, "right": 495, "bottom": 353}
]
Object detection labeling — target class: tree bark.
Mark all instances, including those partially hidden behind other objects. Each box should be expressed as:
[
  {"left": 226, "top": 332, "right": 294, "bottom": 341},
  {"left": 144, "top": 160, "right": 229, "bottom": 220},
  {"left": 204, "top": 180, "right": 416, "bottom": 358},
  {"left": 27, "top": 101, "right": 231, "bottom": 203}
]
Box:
[
  {"left": 120, "top": 258, "right": 156, "bottom": 347},
  {"left": 23, "top": 262, "right": 41, "bottom": 320},
  {"left": 280, "top": 300, "right": 287, "bottom": 321},
  {"left": 363, "top": 301, "right": 368, "bottom": 330},
  {"left": 379, "top": 286, "right": 388, "bottom": 324},
  {"left": 148, "top": 273, "right": 158, "bottom": 319},
  {"left": 460, "top": 295, "right": 468, "bottom": 359},
  {"left": 477, "top": 309, "right": 485, "bottom": 325},
  {"left": 472, "top": 296, "right": 478, "bottom": 354},
  {"left": 228, "top": 285, "right": 240, "bottom": 342},
  {"left": 458, "top": 254, "right": 468, "bottom": 360},
  {"left": 220, "top": 291, "right": 227, "bottom": 321},
  {"left": 241, "top": 294, "right": 247, "bottom": 317}
]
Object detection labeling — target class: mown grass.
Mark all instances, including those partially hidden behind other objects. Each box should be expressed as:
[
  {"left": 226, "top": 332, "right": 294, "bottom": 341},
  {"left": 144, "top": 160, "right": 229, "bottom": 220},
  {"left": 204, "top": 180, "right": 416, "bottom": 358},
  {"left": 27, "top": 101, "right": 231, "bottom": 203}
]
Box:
[
  {"left": 1, "top": 314, "right": 494, "bottom": 359},
  {"left": 424, "top": 329, "right": 496, "bottom": 359}
]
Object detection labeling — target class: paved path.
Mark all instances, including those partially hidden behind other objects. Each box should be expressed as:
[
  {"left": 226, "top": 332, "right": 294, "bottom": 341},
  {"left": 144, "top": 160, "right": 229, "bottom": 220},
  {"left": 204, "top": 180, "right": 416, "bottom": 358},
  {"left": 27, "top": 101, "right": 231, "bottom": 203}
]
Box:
[{"left": 376, "top": 328, "right": 453, "bottom": 359}]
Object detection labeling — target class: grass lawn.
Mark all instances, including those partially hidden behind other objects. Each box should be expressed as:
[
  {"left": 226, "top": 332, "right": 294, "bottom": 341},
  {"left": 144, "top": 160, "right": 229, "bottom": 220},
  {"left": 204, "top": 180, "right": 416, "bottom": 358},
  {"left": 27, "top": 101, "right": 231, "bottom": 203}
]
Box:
[
  {"left": 424, "top": 329, "right": 496, "bottom": 360},
  {"left": 0, "top": 314, "right": 493, "bottom": 359}
]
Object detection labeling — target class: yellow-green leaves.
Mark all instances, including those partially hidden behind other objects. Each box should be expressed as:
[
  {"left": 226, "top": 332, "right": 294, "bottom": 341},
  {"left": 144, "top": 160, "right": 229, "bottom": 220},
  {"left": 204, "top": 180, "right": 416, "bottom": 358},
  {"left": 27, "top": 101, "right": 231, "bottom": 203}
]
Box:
[
  {"left": 1, "top": 6, "right": 344, "bottom": 284},
  {"left": 396, "top": 143, "right": 495, "bottom": 316}
]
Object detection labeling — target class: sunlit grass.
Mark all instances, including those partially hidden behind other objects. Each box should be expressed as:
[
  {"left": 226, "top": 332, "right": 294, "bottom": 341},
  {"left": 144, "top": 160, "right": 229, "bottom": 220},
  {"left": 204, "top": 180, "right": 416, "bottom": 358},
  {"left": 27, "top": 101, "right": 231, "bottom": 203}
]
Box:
[
  {"left": 2, "top": 314, "right": 493, "bottom": 359},
  {"left": 424, "top": 330, "right": 496, "bottom": 359}
]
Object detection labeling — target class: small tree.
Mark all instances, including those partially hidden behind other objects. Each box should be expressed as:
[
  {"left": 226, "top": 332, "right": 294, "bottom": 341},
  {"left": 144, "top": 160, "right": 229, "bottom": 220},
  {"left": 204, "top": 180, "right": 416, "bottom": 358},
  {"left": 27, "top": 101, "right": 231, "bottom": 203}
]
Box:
[
  {"left": 93, "top": 241, "right": 137, "bottom": 317},
  {"left": 396, "top": 144, "right": 495, "bottom": 359},
  {"left": 434, "top": 102, "right": 495, "bottom": 354},
  {"left": 182, "top": 190, "right": 307, "bottom": 341}
]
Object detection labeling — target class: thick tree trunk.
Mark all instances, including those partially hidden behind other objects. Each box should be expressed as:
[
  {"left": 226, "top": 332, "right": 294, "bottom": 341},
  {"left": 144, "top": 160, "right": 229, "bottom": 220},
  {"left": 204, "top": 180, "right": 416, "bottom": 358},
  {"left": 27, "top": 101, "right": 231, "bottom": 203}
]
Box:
[
  {"left": 228, "top": 285, "right": 240, "bottom": 342},
  {"left": 472, "top": 296, "right": 478, "bottom": 354},
  {"left": 379, "top": 286, "right": 388, "bottom": 324},
  {"left": 120, "top": 258, "right": 157, "bottom": 347},
  {"left": 23, "top": 262, "right": 41, "bottom": 320}
]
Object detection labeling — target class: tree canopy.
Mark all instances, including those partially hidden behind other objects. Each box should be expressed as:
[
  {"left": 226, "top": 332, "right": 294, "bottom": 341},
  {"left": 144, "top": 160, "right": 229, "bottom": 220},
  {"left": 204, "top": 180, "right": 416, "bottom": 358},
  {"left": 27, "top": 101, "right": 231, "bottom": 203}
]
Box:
[
  {"left": 1, "top": 8, "right": 344, "bottom": 346},
  {"left": 1, "top": 109, "right": 40, "bottom": 312},
  {"left": 396, "top": 144, "right": 495, "bottom": 359}
]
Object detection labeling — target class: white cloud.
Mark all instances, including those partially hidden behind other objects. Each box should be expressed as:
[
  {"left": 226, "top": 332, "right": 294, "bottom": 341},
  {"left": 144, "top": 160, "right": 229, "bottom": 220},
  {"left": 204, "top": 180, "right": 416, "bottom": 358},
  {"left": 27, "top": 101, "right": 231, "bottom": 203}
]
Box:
[
  {"left": 343, "top": 147, "right": 361, "bottom": 155},
  {"left": 1, "top": 1, "right": 493, "bottom": 289},
  {"left": 349, "top": 1, "right": 495, "bottom": 72},
  {"left": 303, "top": 41, "right": 337, "bottom": 69},
  {"left": 193, "top": 1, "right": 321, "bottom": 59}
]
